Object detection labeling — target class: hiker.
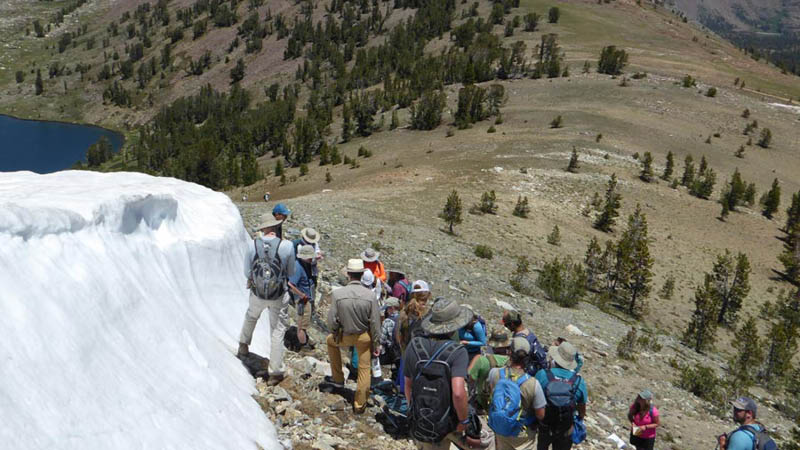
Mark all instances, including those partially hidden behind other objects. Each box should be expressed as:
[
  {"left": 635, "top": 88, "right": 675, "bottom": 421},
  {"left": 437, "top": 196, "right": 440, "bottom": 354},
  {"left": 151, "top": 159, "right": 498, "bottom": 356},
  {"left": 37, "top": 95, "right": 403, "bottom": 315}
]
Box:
[
  {"left": 361, "top": 268, "right": 382, "bottom": 302},
  {"left": 288, "top": 244, "right": 316, "bottom": 349},
  {"left": 272, "top": 203, "right": 290, "bottom": 238},
  {"left": 717, "top": 397, "right": 777, "bottom": 450},
  {"left": 361, "top": 247, "right": 387, "bottom": 284},
  {"left": 459, "top": 305, "right": 488, "bottom": 361},
  {"left": 487, "top": 337, "right": 546, "bottom": 450},
  {"left": 552, "top": 338, "right": 583, "bottom": 373},
  {"left": 398, "top": 280, "right": 433, "bottom": 352},
  {"left": 404, "top": 297, "right": 473, "bottom": 449},
  {"left": 379, "top": 297, "right": 401, "bottom": 366},
  {"left": 238, "top": 215, "right": 296, "bottom": 386},
  {"left": 627, "top": 389, "right": 659, "bottom": 450},
  {"left": 325, "top": 259, "right": 381, "bottom": 414},
  {"left": 468, "top": 331, "right": 513, "bottom": 413},
  {"left": 293, "top": 227, "right": 323, "bottom": 308},
  {"left": 534, "top": 341, "right": 588, "bottom": 450},
  {"left": 502, "top": 310, "right": 548, "bottom": 376},
  {"left": 390, "top": 270, "right": 414, "bottom": 302}
]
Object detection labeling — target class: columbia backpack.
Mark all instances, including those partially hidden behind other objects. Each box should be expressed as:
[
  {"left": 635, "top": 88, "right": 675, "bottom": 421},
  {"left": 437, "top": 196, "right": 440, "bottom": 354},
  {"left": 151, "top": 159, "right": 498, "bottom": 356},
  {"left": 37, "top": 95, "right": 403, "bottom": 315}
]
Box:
[
  {"left": 514, "top": 331, "right": 548, "bottom": 375},
  {"left": 249, "top": 238, "right": 286, "bottom": 300},
  {"left": 488, "top": 369, "right": 535, "bottom": 437},
  {"left": 731, "top": 425, "right": 778, "bottom": 450},
  {"left": 409, "top": 338, "right": 460, "bottom": 443},
  {"left": 542, "top": 369, "right": 581, "bottom": 434}
]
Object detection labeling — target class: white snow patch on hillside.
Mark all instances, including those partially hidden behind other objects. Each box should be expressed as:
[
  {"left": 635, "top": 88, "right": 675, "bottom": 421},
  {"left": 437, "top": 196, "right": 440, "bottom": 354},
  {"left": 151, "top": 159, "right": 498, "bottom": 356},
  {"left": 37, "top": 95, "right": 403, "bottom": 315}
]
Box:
[{"left": 0, "top": 171, "right": 279, "bottom": 450}]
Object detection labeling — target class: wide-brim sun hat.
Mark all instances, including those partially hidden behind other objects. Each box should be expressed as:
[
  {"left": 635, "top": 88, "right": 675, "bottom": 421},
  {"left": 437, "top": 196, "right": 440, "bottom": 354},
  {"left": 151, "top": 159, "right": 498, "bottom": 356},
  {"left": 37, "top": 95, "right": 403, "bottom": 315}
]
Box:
[
  {"left": 301, "top": 227, "right": 320, "bottom": 244},
  {"left": 253, "top": 214, "right": 283, "bottom": 232},
  {"left": 548, "top": 341, "right": 579, "bottom": 371},
  {"left": 421, "top": 297, "right": 473, "bottom": 335},
  {"left": 297, "top": 244, "right": 315, "bottom": 260},
  {"left": 487, "top": 331, "right": 511, "bottom": 348},
  {"left": 361, "top": 247, "right": 380, "bottom": 262},
  {"left": 638, "top": 389, "right": 653, "bottom": 401},
  {"left": 384, "top": 297, "right": 400, "bottom": 308},
  {"left": 346, "top": 259, "right": 365, "bottom": 273}
]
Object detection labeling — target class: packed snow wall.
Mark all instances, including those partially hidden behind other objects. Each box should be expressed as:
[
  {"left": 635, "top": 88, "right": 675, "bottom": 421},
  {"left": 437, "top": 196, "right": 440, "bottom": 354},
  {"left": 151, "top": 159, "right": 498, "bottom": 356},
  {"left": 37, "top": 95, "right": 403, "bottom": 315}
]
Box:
[{"left": 0, "top": 171, "right": 278, "bottom": 449}]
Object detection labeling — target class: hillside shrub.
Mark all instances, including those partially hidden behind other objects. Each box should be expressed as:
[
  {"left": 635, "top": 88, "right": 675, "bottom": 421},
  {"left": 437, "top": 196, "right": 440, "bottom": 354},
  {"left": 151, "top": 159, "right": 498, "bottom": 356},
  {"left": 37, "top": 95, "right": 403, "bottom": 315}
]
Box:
[
  {"left": 706, "top": 87, "right": 717, "bottom": 97},
  {"left": 474, "top": 244, "right": 493, "bottom": 259}
]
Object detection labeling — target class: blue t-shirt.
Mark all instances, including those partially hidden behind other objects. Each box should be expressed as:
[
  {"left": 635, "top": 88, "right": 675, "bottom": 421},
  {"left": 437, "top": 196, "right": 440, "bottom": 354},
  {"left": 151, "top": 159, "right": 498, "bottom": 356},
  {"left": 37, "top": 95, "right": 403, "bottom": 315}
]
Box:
[
  {"left": 458, "top": 321, "right": 487, "bottom": 354},
  {"left": 288, "top": 260, "right": 312, "bottom": 299},
  {"left": 728, "top": 424, "right": 763, "bottom": 450},
  {"left": 534, "top": 367, "right": 588, "bottom": 405}
]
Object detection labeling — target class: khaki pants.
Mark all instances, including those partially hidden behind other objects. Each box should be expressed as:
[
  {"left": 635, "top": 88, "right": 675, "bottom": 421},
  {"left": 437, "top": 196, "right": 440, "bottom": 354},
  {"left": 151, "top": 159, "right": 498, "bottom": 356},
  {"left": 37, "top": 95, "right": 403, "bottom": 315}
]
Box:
[
  {"left": 496, "top": 429, "right": 536, "bottom": 450},
  {"left": 327, "top": 331, "right": 372, "bottom": 410},
  {"left": 239, "top": 292, "right": 289, "bottom": 375}
]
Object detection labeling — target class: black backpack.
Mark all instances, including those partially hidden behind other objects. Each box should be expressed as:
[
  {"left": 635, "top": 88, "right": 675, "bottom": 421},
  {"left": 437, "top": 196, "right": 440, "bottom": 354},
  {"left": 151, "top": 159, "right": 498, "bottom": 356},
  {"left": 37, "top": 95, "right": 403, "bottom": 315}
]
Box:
[
  {"left": 729, "top": 425, "right": 778, "bottom": 450},
  {"left": 514, "top": 331, "right": 548, "bottom": 375},
  {"left": 409, "top": 338, "right": 461, "bottom": 443},
  {"left": 542, "top": 369, "right": 581, "bottom": 434}
]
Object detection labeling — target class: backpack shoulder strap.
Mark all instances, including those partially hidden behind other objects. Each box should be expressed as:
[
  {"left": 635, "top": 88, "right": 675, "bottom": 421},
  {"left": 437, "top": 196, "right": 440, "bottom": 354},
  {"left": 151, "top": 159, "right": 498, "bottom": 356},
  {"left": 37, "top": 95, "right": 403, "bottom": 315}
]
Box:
[
  {"left": 516, "top": 373, "right": 531, "bottom": 387},
  {"left": 735, "top": 425, "right": 760, "bottom": 449},
  {"left": 545, "top": 368, "right": 556, "bottom": 382},
  {"left": 487, "top": 354, "right": 498, "bottom": 368}
]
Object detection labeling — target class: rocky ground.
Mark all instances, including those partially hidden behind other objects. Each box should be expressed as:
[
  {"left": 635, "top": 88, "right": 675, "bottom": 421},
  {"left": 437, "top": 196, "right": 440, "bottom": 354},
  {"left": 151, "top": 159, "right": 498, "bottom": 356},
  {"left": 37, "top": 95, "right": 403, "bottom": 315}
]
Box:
[{"left": 236, "top": 202, "right": 795, "bottom": 450}]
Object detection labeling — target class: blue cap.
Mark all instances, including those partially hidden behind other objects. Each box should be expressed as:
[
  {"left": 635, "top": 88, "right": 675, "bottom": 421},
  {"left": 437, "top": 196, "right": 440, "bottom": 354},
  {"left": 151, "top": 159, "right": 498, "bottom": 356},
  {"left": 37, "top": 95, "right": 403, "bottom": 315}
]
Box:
[{"left": 272, "top": 203, "right": 291, "bottom": 216}]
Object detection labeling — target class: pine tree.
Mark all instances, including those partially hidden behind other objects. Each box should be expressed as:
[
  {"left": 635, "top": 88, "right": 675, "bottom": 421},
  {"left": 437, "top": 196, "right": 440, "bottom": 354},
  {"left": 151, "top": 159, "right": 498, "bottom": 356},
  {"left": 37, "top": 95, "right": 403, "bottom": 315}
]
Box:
[
  {"left": 786, "top": 191, "right": 800, "bottom": 233},
  {"left": 274, "top": 159, "right": 284, "bottom": 177},
  {"left": 728, "top": 316, "right": 763, "bottom": 390},
  {"left": 566, "top": 147, "right": 579, "bottom": 173},
  {"left": 683, "top": 274, "right": 721, "bottom": 353},
  {"left": 616, "top": 204, "right": 654, "bottom": 316},
  {"left": 547, "top": 225, "right": 561, "bottom": 246},
  {"left": 761, "top": 178, "right": 781, "bottom": 219},
  {"left": 762, "top": 288, "right": 800, "bottom": 382},
  {"left": 35, "top": 69, "right": 43, "bottom": 95},
  {"left": 712, "top": 250, "right": 751, "bottom": 326},
  {"left": 584, "top": 237, "right": 603, "bottom": 291},
  {"left": 758, "top": 128, "right": 772, "bottom": 148},
  {"left": 661, "top": 151, "right": 674, "bottom": 181},
  {"left": 681, "top": 155, "right": 695, "bottom": 187},
  {"left": 440, "top": 190, "right": 463, "bottom": 234},
  {"left": 720, "top": 168, "right": 746, "bottom": 212},
  {"left": 341, "top": 103, "right": 352, "bottom": 142},
  {"left": 478, "top": 190, "right": 498, "bottom": 214},
  {"left": 594, "top": 174, "right": 622, "bottom": 232},
  {"left": 639, "top": 152, "right": 654, "bottom": 182},
  {"left": 325, "top": 170, "right": 332, "bottom": 183},
  {"left": 230, "top": 58, "right": 245, "bottom": 83},
  {"left": 512, "top": 196, "right": 530, "bottom": 218}
]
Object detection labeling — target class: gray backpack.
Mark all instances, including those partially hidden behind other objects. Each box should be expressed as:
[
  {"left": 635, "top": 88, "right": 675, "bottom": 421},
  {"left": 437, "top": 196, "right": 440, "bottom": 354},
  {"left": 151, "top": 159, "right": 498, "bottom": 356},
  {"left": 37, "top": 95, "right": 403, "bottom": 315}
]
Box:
[{"left": 249, "top": 238, "right": 286, "bottom": 300}]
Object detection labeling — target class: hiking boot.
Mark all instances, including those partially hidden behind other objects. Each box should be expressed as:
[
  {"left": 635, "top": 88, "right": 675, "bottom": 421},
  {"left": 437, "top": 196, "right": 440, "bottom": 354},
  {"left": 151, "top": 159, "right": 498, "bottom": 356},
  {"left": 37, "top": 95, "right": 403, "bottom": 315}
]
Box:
[
  {"left": 353, "top": 404, "right": 367, "bottom": 415},
  {"left": 237, "top": 343, "right": 249, "bottom": 359},
  {"left": 323, "top": 375, "right": 345, "bottom": 388},
  {"left": 267, "top": 374, "right": 285, "bottom": 386}
]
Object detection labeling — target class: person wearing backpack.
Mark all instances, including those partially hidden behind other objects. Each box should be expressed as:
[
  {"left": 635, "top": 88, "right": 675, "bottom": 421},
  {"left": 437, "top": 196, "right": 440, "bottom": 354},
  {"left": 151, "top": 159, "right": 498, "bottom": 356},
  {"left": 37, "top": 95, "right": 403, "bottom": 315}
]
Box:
[
  {"left": 403, "top": 297, "right": 473, "bottom": 450},
  {"left": 459, "top": 305, "right": 488, "bottom": 361},
  {"left": 325, "top": 259, "right": 382, "bottom": 414},
  {"left": 717, "top": 397, "right": 778, "bottom": 450},
  {"left": 287, "top": 245, "right": 316, "bottom": 350},
  {"left": 487, "top": 337, "right": 547, "bottom": 450},
  {"left": 501, "top": 311, "right": 548, "bottom": 376},
  {"left": 237, "top": 216, "right": 296, "bottom": 386},
  {"left": 627, "top": 390, "right": 659, "bottom": 450},
  {"left": 391, "top": 271, "right": 413, "bottom": 302},
  {"left": 468, "top": 332, "right": 513, "bottom": 414},
  {"left": 534, "top": 341, "right": 588, "bottom": 450}
]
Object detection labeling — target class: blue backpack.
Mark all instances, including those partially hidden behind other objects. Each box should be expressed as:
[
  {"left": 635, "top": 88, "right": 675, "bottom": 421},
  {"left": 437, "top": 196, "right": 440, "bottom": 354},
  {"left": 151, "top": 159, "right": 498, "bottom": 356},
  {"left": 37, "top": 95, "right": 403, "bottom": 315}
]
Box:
[
  {"left": 732, "top": 425, "right": 777, "bottom": 450},
  {"left": 488, "top": 369, "right": 535, "bottom": 437},
  {"left": 514, "top": 331, "right": 548, "bottom": 375}
]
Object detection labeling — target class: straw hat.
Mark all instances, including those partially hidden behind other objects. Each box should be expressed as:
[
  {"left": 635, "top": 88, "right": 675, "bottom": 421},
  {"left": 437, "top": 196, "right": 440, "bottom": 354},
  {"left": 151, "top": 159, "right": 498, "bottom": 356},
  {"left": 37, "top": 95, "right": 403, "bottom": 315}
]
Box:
[
  {"left": 301, "top": 228, "right": 320, "bottom": 244},
  {"left": 548, "top": 341, "right": 578, "bottom": 371}
]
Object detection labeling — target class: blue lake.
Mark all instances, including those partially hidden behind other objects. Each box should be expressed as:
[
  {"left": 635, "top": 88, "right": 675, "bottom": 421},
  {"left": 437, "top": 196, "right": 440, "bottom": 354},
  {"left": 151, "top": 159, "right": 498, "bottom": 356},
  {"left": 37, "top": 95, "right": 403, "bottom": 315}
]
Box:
[{"left": 0, "top": 114, "right": 124, "bottom": 173}]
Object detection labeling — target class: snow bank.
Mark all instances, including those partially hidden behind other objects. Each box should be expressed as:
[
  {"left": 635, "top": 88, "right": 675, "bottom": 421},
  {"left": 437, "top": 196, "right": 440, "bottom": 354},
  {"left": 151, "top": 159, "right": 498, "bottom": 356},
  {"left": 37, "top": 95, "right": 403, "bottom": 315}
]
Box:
[{"left": 0, "top": 171, "right": 279, "bottom": 450}]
